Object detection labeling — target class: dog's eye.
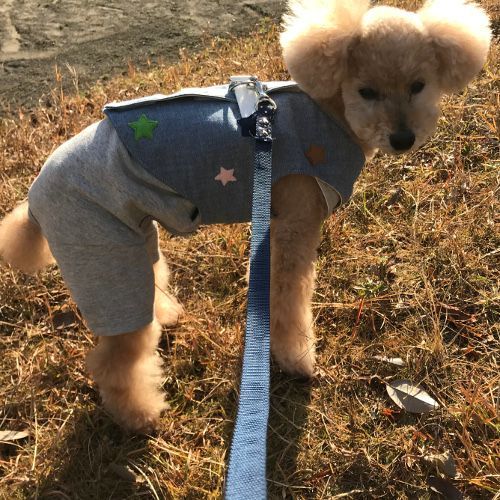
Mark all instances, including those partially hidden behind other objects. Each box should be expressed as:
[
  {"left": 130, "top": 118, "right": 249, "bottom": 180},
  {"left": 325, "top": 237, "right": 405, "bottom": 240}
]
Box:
[
  {"left": 410, "top": 81, "right": 425, "bottom": 94},
  {"left": 358, "top": 88, "right": 379, "bottom": 100}
]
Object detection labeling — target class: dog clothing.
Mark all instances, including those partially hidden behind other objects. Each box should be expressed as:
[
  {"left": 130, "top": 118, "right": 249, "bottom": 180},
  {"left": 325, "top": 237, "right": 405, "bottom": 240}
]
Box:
[
  {"left": 103, "top": 82, "right": 364, "bottom": 224},
  {"left": 28, "top": 82, "right": 365, "bottom": 335}
]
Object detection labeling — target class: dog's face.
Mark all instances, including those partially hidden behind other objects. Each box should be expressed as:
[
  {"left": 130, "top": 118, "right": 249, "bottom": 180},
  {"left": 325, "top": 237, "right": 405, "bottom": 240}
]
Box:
[
  {"left": 281, "top": 0, "right": 491, "bottom": 155},
  {"left": 340, "top": 10, "right": 442, "bottom": 154}
]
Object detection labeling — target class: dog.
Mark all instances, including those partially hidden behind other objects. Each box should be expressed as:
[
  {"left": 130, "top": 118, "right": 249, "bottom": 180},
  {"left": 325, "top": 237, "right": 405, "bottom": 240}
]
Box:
[{"left": 0, "top": 0, "right": 491, "bottom": 433}]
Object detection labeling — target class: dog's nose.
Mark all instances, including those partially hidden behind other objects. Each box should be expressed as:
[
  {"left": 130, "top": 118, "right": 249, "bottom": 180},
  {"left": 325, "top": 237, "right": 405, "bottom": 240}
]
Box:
[{"left": 389, "top": 129, "right": 415, "bottom": 151}]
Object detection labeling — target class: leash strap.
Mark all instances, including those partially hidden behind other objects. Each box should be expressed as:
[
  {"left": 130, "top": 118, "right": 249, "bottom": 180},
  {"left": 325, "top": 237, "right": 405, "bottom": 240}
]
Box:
[{"left": 225, "top": 78, "right": 276, "bottom": 499}]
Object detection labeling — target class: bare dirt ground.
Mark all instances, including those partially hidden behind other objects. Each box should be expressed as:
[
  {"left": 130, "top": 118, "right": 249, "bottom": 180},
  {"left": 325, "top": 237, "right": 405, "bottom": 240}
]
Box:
[{"left": 0, "top": 0, "right": 284, "bottom": 112}]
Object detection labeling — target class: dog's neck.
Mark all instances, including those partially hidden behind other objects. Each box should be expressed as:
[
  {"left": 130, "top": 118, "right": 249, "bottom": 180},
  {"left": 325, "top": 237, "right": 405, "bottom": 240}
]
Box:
[{"left": 315, "top": 92, "right": 376, "bottom": 161}]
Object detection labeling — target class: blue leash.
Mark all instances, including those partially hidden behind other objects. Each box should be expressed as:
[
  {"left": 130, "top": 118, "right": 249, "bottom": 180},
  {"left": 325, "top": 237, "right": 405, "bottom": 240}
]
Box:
[{"left": 225, "top": 80, "right": 276, "bottom": 499}]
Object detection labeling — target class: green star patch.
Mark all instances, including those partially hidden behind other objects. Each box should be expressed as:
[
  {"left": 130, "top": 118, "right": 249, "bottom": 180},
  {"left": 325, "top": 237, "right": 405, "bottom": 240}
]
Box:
[{"left": 128, "top": 114, "right": 158, "bottom": 140}]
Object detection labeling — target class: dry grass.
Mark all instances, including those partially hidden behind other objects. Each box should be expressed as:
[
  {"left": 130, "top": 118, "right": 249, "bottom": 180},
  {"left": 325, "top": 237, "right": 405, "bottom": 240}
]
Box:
[{"left": 0, "top": 3, "right": 499, "bottom": 498}]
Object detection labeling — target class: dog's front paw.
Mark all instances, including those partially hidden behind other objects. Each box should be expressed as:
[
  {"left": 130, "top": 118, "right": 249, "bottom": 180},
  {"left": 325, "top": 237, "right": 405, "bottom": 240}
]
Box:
[
  {"left": 271, "top": 336, "right": 316, "bottom": 379},
  {"left": 155, "top": 291, "right": 184, "bottom": 326}
]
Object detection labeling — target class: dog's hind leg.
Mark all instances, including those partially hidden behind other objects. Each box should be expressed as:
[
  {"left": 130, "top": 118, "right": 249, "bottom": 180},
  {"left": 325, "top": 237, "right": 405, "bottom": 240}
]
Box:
[
  {"left": 270, "top": 175, "right": 327, "bottom": 378},
  {"left": 144, "top": 222, "right": 184, "bottom": 326},
  {"left": 86, "top": 319, "right": 167, "bottom": 433},
  {"left": 0, "top": 201, "right": 55, "bottom": 274},
  {"left": 153, "top": 252, "right": 184, "bottom": 326}
]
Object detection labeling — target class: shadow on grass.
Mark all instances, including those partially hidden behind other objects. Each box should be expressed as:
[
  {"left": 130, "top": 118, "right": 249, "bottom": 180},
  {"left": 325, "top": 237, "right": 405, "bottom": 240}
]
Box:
[
  {"left": 267, "top": 370, "right": 313, "bottom": 498},
  {"left": 34, "top": 406, "right": 156, "bottom": 499},
  {"left": 32, "top": 356, "right": 312, "bottom": 499},
  {"left": 216, "top": 364, "right": 313, "bottom": 499}
]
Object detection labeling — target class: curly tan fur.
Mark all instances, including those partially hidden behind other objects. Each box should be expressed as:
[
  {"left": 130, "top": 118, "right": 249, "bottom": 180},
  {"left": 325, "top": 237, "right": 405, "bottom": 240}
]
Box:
[
  {"left": 0, "top": 202, "right": 55, "bottom": 274},
  {"left": 85, "top": 320, "right": 167, "bottom": 433},
  {"left": 153, "top": 252, "right": 185, "bottom": 327},
  {"left": 281, "top": 0, "right": 491, "bottom": 154},
  {"left": 270, "top": 175, "right": 326, "bottom": 377}
]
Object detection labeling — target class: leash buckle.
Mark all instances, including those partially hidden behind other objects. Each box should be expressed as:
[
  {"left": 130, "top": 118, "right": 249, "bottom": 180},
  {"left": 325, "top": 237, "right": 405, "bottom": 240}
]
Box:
[{"left": 254, "top": 106, "right": 274, "bottom": 143}]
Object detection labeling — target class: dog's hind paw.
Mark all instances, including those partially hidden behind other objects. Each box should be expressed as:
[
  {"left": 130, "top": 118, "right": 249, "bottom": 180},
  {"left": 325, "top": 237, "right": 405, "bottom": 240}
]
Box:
[
  {"left": 103, "top": 387, "right": 168, "bottom": 435},
  {"left": 117, "top": 409, "right": 162, "bottom": 435},
  {"left": 155, "top": 291, "right": 184, "bottom": 326}
]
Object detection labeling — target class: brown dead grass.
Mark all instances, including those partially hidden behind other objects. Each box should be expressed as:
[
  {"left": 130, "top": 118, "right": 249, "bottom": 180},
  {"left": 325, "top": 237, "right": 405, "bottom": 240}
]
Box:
[{"left": 0, "top": 3, "right": 499, "bottom": 499}]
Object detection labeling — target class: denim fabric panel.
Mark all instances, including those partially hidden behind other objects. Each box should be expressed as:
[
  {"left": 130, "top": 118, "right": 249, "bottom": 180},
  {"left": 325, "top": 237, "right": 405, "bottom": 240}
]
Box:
[
  {"left": 270, "top": 91, "right": 366, "bottom": 203},
  {"left": 105, "top": 97, "right": 255, "bottom": 225},
  {"left": 104, "top": 84, "right": 365, "bottom": 225}
]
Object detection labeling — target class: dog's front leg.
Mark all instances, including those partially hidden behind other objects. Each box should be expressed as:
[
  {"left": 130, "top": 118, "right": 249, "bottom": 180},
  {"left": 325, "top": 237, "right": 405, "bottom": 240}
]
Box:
[{"left": 270, "top": 175, "right": 327, "bottom": 378}]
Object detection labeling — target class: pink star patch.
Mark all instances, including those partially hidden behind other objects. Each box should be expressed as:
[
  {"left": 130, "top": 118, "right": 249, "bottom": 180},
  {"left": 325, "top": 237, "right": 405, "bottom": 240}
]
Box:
[{"left": 214, "top": 167, "right": 237, "bottom": 186}]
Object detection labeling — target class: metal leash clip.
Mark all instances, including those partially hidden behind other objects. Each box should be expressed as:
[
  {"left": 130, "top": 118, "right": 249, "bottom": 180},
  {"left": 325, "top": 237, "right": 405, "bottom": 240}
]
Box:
[{"left": 229, "top": 76, "right": 277, "bottom": 141}]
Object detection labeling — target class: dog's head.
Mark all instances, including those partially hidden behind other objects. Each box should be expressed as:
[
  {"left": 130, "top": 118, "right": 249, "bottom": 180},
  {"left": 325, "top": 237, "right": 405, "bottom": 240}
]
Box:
[{"left": 281, "top": 0, "right": 491, "bottom": 154}]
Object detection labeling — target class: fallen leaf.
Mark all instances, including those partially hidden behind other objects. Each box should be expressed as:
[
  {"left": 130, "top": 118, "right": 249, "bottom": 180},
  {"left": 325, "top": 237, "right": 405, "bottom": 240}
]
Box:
[
  {"left": 386, "top": 379, "right": 440, "bottom": 413},
  {"left": 374, "top": 355, "right": 405, "bottom": 366},
  {"left": 425, "top": 450, "right": 457, "bottom": 478},
  {"left": 427, "top": 476, "right": 463, "bottom": 499},
  {"left": 381, "top": 407, "right": 401, "bottom": 420},
  {"left": 412, "top": 430, "right": 432, "bottom": 442},
  {"left": 0, "top": 430, "right": 30, "bottom": 442}
]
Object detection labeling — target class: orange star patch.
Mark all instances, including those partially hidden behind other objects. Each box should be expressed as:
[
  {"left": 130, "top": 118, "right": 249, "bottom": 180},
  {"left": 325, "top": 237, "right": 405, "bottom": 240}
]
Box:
[{"left": 305, "top": 144, "right": 326, "bottom": 166}]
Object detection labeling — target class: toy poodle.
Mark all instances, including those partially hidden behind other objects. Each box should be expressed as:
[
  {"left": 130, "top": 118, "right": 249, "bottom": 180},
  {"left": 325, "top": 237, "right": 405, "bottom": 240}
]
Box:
[{"left": 0, "top": 0, "right": 491, "bottom": 432}]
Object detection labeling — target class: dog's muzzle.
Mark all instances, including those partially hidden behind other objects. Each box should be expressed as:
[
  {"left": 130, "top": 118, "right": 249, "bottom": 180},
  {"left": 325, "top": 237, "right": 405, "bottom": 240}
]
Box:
[{"left": 390, "top": 128, "right": 415, "bottom": 151}]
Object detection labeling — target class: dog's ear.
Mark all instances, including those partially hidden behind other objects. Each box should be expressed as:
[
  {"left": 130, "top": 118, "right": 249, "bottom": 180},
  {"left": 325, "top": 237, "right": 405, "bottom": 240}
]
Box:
[
  {"left": 280, "top": 0, "right": 369, "bottom": 99},
  {"left": 418, "top": 0, "right": 491, "bottom": 93}
]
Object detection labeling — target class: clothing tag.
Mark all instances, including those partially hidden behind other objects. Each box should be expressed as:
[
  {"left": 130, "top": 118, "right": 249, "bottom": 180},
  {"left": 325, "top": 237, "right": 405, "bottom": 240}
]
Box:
[
  {"left": 230, "top": 76, "right": 259, "bottom": 118},
  {"left": 233, "top": 85, "right": 259, "bottom": 118}
]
